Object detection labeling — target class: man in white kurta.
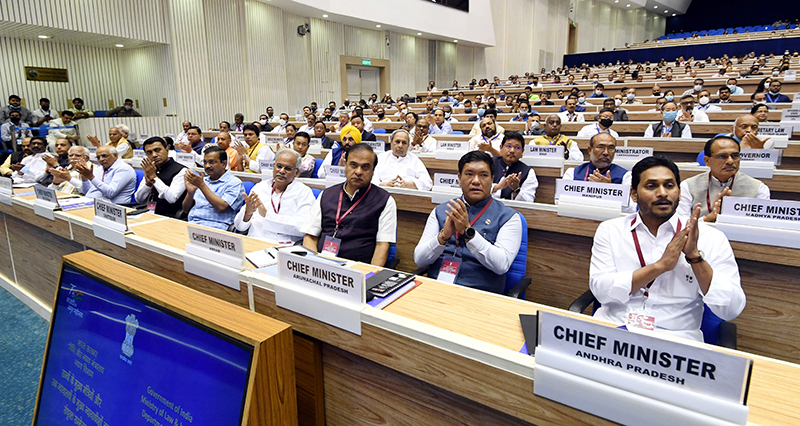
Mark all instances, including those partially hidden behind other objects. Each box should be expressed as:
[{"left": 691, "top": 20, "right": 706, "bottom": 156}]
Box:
[
  {"left": 372, "top": 129, "right": 433, "bottom": 191},
  {"left": 234, "top": 149, "right": 315, "bottom": 244}
]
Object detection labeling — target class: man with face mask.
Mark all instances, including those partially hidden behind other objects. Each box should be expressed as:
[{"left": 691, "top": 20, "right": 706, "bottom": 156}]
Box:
[
  {"left": 486, "top": 96, "right": 503, "bottom": 113},
  {"left": 442, "top": 105, "right": 458, "bottom": 123},
  {"left": 681, "top": 78, "right": 705, "bottom": 97},
  {"left": 588, "top": 83, "right": 608, "bottom": 98},
  {"left": 271, "top": 113, "right": 290, "bottom": 133},
  {"left": 0, "top": 95, "right": 34, "bottom": 125},
  {"left": 510, "top": 101, "right": 533, "bottom": 122},
  {"left": 578, "top": 108, "right": 619, "bottom": 139},
  {"left": 603, "top": 98, "right": 629, "bottom": 122},
  {"left": 31, "top": 97, "right": 56, "bottom": 127},
  {"left": 677, "top": 95, "right": 709, "bottom": 123},
  {"left": 525, "top": 113, "right": 546, "bottom": 136},
  {"left": 644, "top": 101, "right": 692, "bottom": 138},
  {"left": 372, "top": 129, "right": 432, "bottom": 190},
  {"left": 105, "top": 98, "right": 141, "bottom": 117},
  {"left": 0, "top": 111, "right": 32, "bottom": 150},
  {"left": 725, "top": 78, "right": 744, "bottom": 95},
  {"left": 257, "top": 114, "right": 275, "bottom": 132},
  {"left": 695, "top": 90, "right": 721, "bottom": 112},
  {"left": 764, "top": 81, "right": 791, "bottom": 103}
]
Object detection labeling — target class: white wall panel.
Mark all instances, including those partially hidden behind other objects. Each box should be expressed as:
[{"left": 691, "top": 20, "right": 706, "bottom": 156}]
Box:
[
  {"left": 310, "top": 18, "right": 344, "bottom": 107},
  {"left": 118, "top": 45, "right": 177, "bottom": 117},
  {"left": 387, "top": 31, "right": 418, "bottom": 100},
  {"left": 344, "top": 26, "right": 384, "bottom": 59},
  {"left": 0, "top": 0, "right": 167, "bottom": 43},
  {"left": 0, "top": 37, "right": 121, "bottom": 112},
  {"left": 414, "top": 38, "right": 431, "bottom": 94},
  {"left": 203, "top": 0, "right": 249, "bottom": 122},
  {"left": 245, "top": 0, "right": 289, "bottom": 116},
  {"left": 283, "top": 13, "right": 313, "bottom": 115},
  {"left": 434, "top": 41, "right": 458, "bottom": 89}
]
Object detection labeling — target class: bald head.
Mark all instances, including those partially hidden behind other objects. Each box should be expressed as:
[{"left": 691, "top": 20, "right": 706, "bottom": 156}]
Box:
[
  {"left": 732, "top": 114, "right": 759, "bottom": 140},
  {"left": 216, "top": 132, "right": 231, "bottom": 149}
]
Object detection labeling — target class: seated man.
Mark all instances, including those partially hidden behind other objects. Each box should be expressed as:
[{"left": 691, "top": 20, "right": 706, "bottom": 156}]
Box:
[
  {"left": 468, "top": 117, "right": 504, "bottom": 156},
  {"left": 75, "top": 145, "right": 137, "bottom": 204},
  {"left": 47, "top": 146, "right": 89, "bottom": 194},
  {"left": 509, "top": 100, "right": 532, "bottom": 122},
  {"left": 183, "top": 146, "right": 245, "bottom": 230},
  {"left": 678, "top": 135, "right": 770, "bottom": 222},
  {"left": 0, "top": 110, "right": 32, "bottom": 151},
  {"left": 414, "top": 151, "right": 522, "bottom": 294},
  {"left": 215, "top": 131, "right": 242, "bottom": 171},
  {"left": 525, "top": 113, "right": 546, "bottom": 136},
  {"left": 468, "top": 109, "right": 505, "bottom": 136},
  {"left": 564, "top": 133, "right": 630, "bottom": 185},
  {"left": 293, "top": 131, "right": 315, "bottom": 178},
  {"left": 38, "top": 138, "right": 72, "bottom": 186},
  {"left": 731, "top": 114, "right": 773, "bottom": 149},
  {"left": 12, "top": 136, "right": 49, "bottom": 184},
  {"left": 87, "top": 125, "right": 135, "bottom": 159},
  {"left": 234, "top": 124, "right": 275, "bottom": 173},
  {"left": 0, "top": 137, "right": 31, "bottom": 176},
  {"left": 764, "top": 80, "right": 791, "bottom": 103},
  {"left": 373, "top": 129, "right": 433, "bottom": 190},
  {"left": 177, "top": 126, "right": 207, "bottom": 155},
  {"left": 234, "top": 149, "right": 315, "bottom": 244},
  {"left": 302, "top": 143, "right": 397, "bottom": 266},
  {"left": 410, "top": 118, "right": 437, "bottom": 153},
  {"left": 533, "top": 91, "right": 554, "bottom": 106},
  {"left": 577, "top": 108, "right": 619, "bottom": 139},
  {"left": 105, "top": 98, "right": 142, "bottom": 117},
  {"left": 491, "top": 132, "right": 538, "bottom": 202},
  {"left": 135, "top": 137, "right": 188, "bottom": 218},
  {"left": 556, "top": 97, "right": 585, "bottom": 123},
  {"left": 534, "top": 114, "right": 584, "bottom": 161},
  {"left": 318, "top": 125, "right": 360, "bottom": 178},
  {"left": 428, "top": 108, "right": 453, "bottom": 135},
  {"left": 678, "top": 95, "right": 710, "bottom": 123},
  {"left": 602, "top": 97, "right": 629, "bottom": 122},
  {"left": 313, "top": 120, "right": 336, "bottom": 149},
  {"left": 643, "top": 101, "right": 692, "bottom": 138},
  {"left": 590, "top": 156, "right": 745, "bottom": 341},
  {"left": 67, "top": 97, "right": 94, "bottom": 121},
  {"left": 350, "top": 115, "right": 376, "bottom": 142},
  {"left": 46, "top": 110, "right": 80, "bottom": 151}
]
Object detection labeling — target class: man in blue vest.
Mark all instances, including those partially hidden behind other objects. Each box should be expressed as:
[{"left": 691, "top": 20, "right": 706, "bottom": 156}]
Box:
[
  {"left": 563, "top": 133, "right": 631, "bottom": 185},
  {"left": 414, "top": 151, "right": 522, "bottom": 294},
  {"left": 302, "top": 143, "right": 397, "bottom": 266}
]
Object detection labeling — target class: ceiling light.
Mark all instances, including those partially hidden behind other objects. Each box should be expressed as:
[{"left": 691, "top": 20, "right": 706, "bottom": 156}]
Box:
[
  {"left": 614, "top": 0, "right": 618, "bottom": 2},
  {"left": 626, "top": 4, "right": 631, "bottom": 7},
  {"left": 37, "top": 35, "right": 48, "bottom": 39},
  {"left": 664, "top": 10, "right": 668, "bottom": 13},
  {"left": 672, "top": 13, "right": 676, "bottom": 16},
  {"left": 453, "top": 39, "right": 458, "bottom": 43},
  {"left": 654, "top": 5, "right": 658, "bottom": 9},
  {"left": 417, "top": 32, "right": 422, "bottom": 36},
  {"left": 115, "top": 44, "right": 124, "bottom": 48},
  {"left": 322, "top": 14, "right": 328, "bottom": 18},
  {"left": 376, "top": 25, "right": 381, "bottom": 28}
]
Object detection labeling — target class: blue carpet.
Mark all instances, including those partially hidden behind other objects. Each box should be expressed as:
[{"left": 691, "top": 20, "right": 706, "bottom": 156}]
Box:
[{"left": 0, "top": 286, "right": 48, "bottom": 425}]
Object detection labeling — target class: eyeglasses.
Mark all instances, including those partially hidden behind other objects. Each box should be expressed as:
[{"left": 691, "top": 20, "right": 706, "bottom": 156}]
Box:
[
  {"left": 503, "top": 145, "right": 522, "bottom": 151},
  {"left": 274, "top": 163, "right": 295, "bottom": 172},
  {"left": 712, "top": 152, "right": 741, "bottom": 161},
  {"left": 593, "top": 145, "right": 616, "bottom": 153}
]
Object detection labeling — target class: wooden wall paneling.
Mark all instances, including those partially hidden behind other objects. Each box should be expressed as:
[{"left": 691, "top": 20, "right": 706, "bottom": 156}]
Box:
[
  {"left": 6, "top": 215, "right": 82, "bottom": 307},
  {"left": 0, "top": 213, "right": 15, "bottom": 279},
  {"left": 293, "top": 333, "right": 325, "bottom": 426}
]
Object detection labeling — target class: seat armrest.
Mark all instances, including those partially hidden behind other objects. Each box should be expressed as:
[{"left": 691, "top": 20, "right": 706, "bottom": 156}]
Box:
[
  {"left": 506, "top": 277, "right": 532, "bottom": 299},
  {"left": 569, "top": 290, "right": 597, "bottom": 313}
]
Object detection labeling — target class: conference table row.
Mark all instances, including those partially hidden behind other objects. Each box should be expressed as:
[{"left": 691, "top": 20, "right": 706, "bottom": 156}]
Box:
[{"left": 4, "top": 176, "right": 800, "bottom": 425}]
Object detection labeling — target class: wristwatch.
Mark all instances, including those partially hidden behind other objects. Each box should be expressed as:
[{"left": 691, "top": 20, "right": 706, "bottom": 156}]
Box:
[
  {"left": 512, "top": 187, "right": 521, "bottom": 194},
  {"left": 686, "top": 251, "right": 705, "bottom": 265},
  {"left": 463, "top": 226, "right": 476, "bottom": 240}
]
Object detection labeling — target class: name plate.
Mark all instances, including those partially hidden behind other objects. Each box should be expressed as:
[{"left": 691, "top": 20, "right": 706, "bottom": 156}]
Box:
[
  {"left": 434, "top": 173, "right": 460, "bottom": 189},
  {"left": 0, "top": 176, "right": 12, "bottom": 206},
  {"left": 88, "top": 146, "right": 97, "bottom": 162},
  {"left": 780, "top": 108, "right": 800, "bottom": 121},
  {"left": 309, "top": 137, "right": 322, "bottom": 147},
  {"left": 437, "top": 141, "right": 468, "bottom": 151},
  {"left": 718, "top": 197, "right": 800, "bottom": 249},
  {"left": 533, "top": 311, "right": 752, "bottom": 425},
  {"left": 524, "top": 144, "right": 564, "bottom": 158},
  {"left": 264, "top": 136, "right": 283, "bottom": 146},
  {"left": 740, "top": 149, "right": 780, "bottom": 165},
  {"left": 259, "top": 160, "right": 274, "bottom": 174},
  {"left": 176, "top": 152, "right": 195, "bottom": 168},
  {"left": 722, "top": 196, "right": 800, "bottom": 223},
  {"left": 34, "top": 185, "right": 59, "bottom": 204},
  {"left": 132, "top": 149, "right": 146, "bottom": 168},
  {"left": 786, "top": 70, "right": 797, "bottom": 82},
  {"left": 93, "top": 199, "right": 129, "bottom": 247},
  {"left": 555, "top": 179, "right": 629, "bottom": 206},
  {"left": 366, "top": 141, "right": 385, "bottom": 152},
  {"left": 33, "top": 185, "right": 59, "bottom": 220},
  {"left": 613, "top": 147, "right": 653, "bottom": 162},
  {"left": 183, "top": 225, "right": 245, "bottom": 290},
  {"left": 275, "top": 249, "right": 364, "bottom": 334},
  {"left": 325, "top": 165, "right": 345, "bottom": 181},
  {"left": 758, "top": 125, "right": 791, "bottom": 138}
]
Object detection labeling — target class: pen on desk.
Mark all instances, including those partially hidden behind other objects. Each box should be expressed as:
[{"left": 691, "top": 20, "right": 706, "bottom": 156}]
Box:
[{"left": 267, "top": 250, "right": 275, "bottom": 260}]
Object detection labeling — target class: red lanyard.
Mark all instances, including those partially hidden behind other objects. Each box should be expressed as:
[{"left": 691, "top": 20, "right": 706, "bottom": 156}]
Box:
[
  {"left": 335, "top": 184, "right": 372, "bottom": 234},
  {"left": 455, "top": 198, "right": 493, "bottom": 246},
  {"left": 584, "top": 165, "right": 610, "bottom": 181},
  {"left": 631, "top": 218, "right": 682, "bottom": 298},
  {"left": 271, "top": 182, "right": 284, "bottom": 214},
  {"left": 706, "top": 173, "right": 734, "bottom": 213}
]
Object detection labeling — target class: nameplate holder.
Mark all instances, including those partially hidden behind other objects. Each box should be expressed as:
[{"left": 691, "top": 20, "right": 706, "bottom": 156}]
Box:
[
  {"left": 758, "top": 125, "right": 790, "bottom": 148},
  {"left": 435, "top": 141, "right": 468, "bottom": 160},
  {"left": 0, "top": 176, "right": 12, "bottom": 206},
  {"left": 131, "top": 150, "right": 145, "bottom": 168},
  {"left": 613, "top": 147, "right": 652, "bottom": 169},
  {"left": 308, "top": 138, "right": 322, "bottom": 155},
  {"left": 176, "top": 152, "right": 195, "bottom": 168},
  {"left": 786, "top": 70, "right": 797, "bottom": 82},
  {"left": 33, "top": 185, "right": 60, "bottom": 220},
  {"left": 737, "top": 159, "right": 774, "bottom": 179},
  {"left": 92, "top": 199, "right": 130, "bottom": 248},
  {"left": 522, "top": 145, "right": 565, "bottom": 168},
  {"left": 259, "top": 160, "right": 274, "bottom": 174},
  {"left": 183, "top": 225, "right": 245, "bottom": 290},
  {"left": 366, "top": 141, "right": 385, "bottom": 152},
  {"left": 325, "top": 165, "right": 346, "bottom": 183},
  {"left": 275, "top": 249, "right": 364, "bottom": 335},
  {"left": 555, "top": 178, "right": 629, "bottom": 221},
  {"left": 717, "top": 197, "right": 800, "bottom": 249},
  {"left": 88, "top": 146, "right": 97, "bottom": 162},
  {"left": 533, "top": 311, "right": 752, "bottom": 426}
]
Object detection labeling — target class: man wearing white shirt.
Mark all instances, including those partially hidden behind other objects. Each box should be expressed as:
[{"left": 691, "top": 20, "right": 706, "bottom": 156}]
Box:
[
  {"left": 75, "top": 145, "right": 137, "bottom": 204},
  {"left": 678, "top": 135, "right": 770, "bottom": 223},
  {"left": 410, "top": 118, "right": 437, "bottom": 154},
  {"left": 12, "top": 137, "right": 49, "bottom": 184},
  {"left": 678, "top": 95, "right": 710, "bottom": 123},
  {"left": 590, "top": 156, "right": 745, "bottom": 341},
  {"left": 429, "top": 109, "right": 453, "bottom": 135},
  {"left": 414, "top": 150, "right": 522, "bottom": 294},
  {"left": 491, "top": 132, "right": 537, "bottom": 202},
  {"left": 270, "top": 113, "right": 290, "bottom": 133},
  {"left": 30, "top": 98, "right": 56, "bottom": 127},
  {"left": 643, "top": 101, "right": 693, "bottom": 138},
  {"left": 695, "top": 90, "right": 721, "bottom": 112},
  {"left": 46, "top": 111, "right": 80, "bottom": 151},
  {"left": 468, "top": 117, "right": 504, "bottom": 157},
  {"left": 135, "top": 137, "right": 188, "bottom": 218},
  {"left": 234, "top": 124, "right": 275, "bottom": 173},
  {"left": 47, "top": 146, "right": 89, "bottom": 195},
  {"left": 234, "top": 149, "right": 315, "bottom": 244},
  {"left": 577, "top": 108, "right": 619, "bottom": 139},
  {"left": 372, "top": 129, "right": 433, "bottom": 191},
  {"left": 176, "top": 121, "right": 191, "bottom": 145},
  {"left": 556, "top": 98, "right": 585, "bottom": 123}
]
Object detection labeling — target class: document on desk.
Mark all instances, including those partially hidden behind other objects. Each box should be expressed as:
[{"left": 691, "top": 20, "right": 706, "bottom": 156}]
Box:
[
  {"left": 12, "top": 182, "right": 37, "bottom": 188},
  {"left": 246, "top": 247, "right": 280, "bottom": 268},
  {"left": 58, "top": 196, "right": 95, "bottom": 211},
  {"left": 366, "top": 279, "right": 420, "bottom": 310}
]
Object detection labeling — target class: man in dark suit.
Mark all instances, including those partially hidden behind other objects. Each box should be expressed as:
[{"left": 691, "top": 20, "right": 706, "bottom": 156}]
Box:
[{"left": 351, "top": 115, "right": 376, "bottom": 141}]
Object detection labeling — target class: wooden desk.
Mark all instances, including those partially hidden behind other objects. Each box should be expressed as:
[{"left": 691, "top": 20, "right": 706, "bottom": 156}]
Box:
[{"left": 3, "top": 191, "right": 800, "bottom": 425}]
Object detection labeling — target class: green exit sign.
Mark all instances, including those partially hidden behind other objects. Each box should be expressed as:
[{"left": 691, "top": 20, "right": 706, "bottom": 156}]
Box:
[{"left": 361, "top": 59, "right": 371, "bottom": 66}]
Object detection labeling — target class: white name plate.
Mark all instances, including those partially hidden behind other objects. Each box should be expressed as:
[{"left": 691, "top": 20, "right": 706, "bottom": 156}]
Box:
[
  {"left": 93, "top": 199, "right": 129, "bottom": 247},
  {"left": 309, "top": 137, "right": 322, "bottom": 147},
  {"left": 786, "top": 70, "right": 797, "bottom": 82},
  {"left": 33, "top": 185, "right": 60, "bottom": 220},
  {"left": 555, "top": 179, "right": 629, "bottom": 206},
  {"left": 0, "top": 176, "right": 12, "bottom": 206},
  {"left": 325, "top": 165, "right": 346, "bottom": 182},
  {"left": 740, "top": 149, "right": 780, "bottom": 165},
  {"left": 275, "top": 249, "right": 364, "bottom": 334},
  {"left": 780, "top": 108, "right": 800, "bottom": 121},
  {"left": 534, "top": 311, "right": 752, "bottom": 425},
  {"left": 176, "top": 152, "right": 195, "bottom": 168},
  {"left": 522, "top": 145, "right": 565, "bottom": 168},
  {"left": 722, "top": 196, "right": 800, "bottom": 223},
  {"left": 132, "top": 149, "right": 146, "bottom": 168},
  {"left": 435, "top": 140, "right": 468, "bottom": 160},
  {"left": 434, "top": 173, "right": 460, "bottom": 189},
  {"left": 613, "top": 147, "right": 653, "bottom": 161},
  {"left": 366, "top": 141, "right": 385, "bottom": 152},
  {"left": 184, "top": 225, "right": 245, "bottom": 290},
  {"left": 758, "top": 125, "right": 790, "bottom": 148},
  {"left": 264, "top": 136, "right": 284, "bottom": 146},
  {"left": 259, "top": 160, "right": 274, "bottom": 174}
]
